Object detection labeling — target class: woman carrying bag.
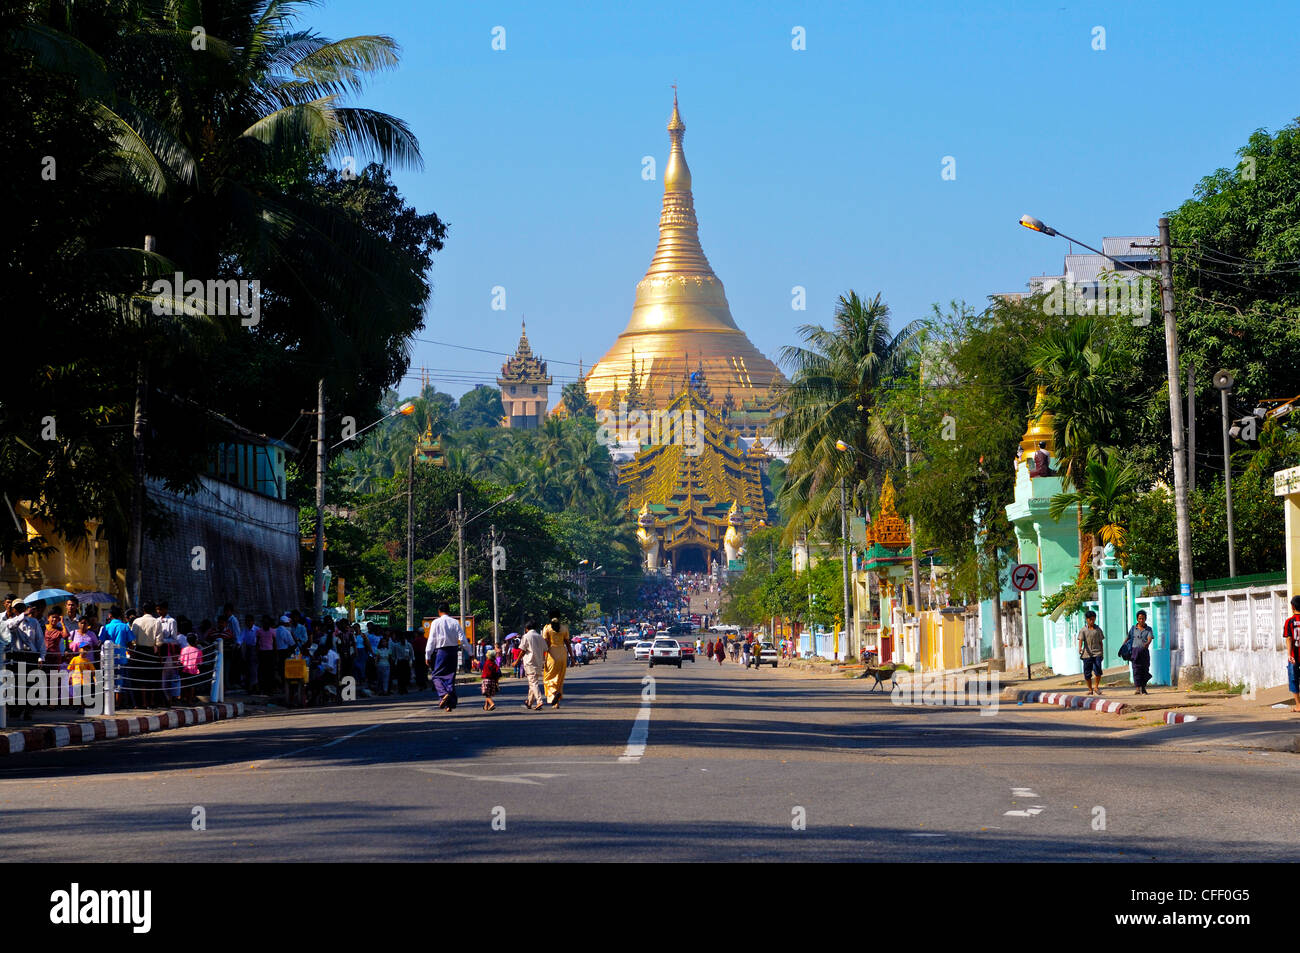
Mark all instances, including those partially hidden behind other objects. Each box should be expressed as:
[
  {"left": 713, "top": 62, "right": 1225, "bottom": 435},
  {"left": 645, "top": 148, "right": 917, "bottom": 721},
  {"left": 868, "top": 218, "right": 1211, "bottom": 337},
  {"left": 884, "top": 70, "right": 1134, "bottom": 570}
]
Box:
[{"left": 1124, "top": 610, "right": 1155, "bottom": 695}]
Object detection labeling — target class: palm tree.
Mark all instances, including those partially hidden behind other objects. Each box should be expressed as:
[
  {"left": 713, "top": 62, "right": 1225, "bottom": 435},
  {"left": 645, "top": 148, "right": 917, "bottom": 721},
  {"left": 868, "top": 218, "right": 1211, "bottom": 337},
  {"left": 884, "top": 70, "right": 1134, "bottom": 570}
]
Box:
[
  {"left": 1049, "top": 449, "right": 1142, "bottom": 560},
  {"left": 1028, "top": 316, "right": 1128, "bottom": 490},
  {"left": 773, "top": 291, "right": 921, "bottom": 540}
]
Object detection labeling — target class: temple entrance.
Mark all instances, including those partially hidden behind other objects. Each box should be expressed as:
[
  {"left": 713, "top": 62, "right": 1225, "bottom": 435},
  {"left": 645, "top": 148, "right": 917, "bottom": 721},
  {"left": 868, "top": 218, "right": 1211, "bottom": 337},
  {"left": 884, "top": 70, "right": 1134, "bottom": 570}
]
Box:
[{"left": 672, "top": 545, "right": 709, "bottom": 574}]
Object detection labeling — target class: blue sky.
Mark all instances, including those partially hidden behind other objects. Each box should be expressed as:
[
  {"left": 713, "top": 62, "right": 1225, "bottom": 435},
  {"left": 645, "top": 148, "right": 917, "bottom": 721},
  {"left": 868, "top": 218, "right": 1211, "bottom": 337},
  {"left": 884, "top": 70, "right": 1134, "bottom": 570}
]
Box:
[{"left": 307, "top": 0, "right": 1300, "bottom": 402}]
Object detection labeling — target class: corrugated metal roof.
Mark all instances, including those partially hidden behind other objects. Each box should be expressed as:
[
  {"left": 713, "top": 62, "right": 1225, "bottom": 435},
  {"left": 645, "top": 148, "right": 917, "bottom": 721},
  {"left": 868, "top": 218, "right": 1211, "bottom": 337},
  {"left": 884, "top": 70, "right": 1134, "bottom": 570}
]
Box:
[
  {"left": 1064, "top": 254, "right": 1110, "bottom": 284},
  {"left": 1102, "top": 236, "right": 1158, "bottom": 259}
]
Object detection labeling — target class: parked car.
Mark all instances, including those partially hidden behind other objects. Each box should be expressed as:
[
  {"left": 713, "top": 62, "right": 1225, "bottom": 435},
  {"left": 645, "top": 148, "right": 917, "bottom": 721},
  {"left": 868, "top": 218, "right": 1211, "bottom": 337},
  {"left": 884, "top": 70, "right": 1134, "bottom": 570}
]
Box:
[
  {"left": 648, "top": 638, "right": 682, "bottom": 668},
  {"left": 753, "top": 642, "right": 779, "bottom": 668},
  {"left": 634, "top": 640, "right": 654, "bottom": 662}
]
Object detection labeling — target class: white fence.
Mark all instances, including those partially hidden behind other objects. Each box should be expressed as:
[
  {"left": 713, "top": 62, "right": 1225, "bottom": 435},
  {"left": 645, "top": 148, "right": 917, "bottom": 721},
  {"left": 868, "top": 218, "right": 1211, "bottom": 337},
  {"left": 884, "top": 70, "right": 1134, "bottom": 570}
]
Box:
[{"left": 1170, "top": 583, "right": 1289, "bottom": 691}]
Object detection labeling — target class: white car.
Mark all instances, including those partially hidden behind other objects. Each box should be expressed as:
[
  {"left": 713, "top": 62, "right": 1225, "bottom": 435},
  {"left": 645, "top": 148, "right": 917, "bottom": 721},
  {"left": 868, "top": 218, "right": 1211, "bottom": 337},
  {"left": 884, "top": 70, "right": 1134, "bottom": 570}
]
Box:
[
  {"left": 634, "top": 640, "right": 655, "bottom": 662},
  {"left": 753, "top": 642, "right": 779, "bottom": 668},
  {"left": 648, "top": 638, "right": 682, "bottom": 668}
]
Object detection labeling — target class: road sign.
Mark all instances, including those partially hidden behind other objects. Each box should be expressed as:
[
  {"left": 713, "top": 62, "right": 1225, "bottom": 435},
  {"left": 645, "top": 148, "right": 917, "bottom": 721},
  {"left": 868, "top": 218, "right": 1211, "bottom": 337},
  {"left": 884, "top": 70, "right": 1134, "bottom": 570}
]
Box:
[{"left": 1010, "top": 563, "right": 1039, "bottom": 592}]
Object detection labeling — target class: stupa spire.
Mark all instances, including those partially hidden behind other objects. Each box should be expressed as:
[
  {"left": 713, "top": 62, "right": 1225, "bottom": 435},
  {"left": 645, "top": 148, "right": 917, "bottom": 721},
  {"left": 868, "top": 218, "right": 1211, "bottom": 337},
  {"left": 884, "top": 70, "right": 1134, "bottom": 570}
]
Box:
[
  {"left": 579, "top": 94, "right": 785, "bottom": 427},
  {"left": 645, "top": 93, "right": 715, "bottom": 280}
]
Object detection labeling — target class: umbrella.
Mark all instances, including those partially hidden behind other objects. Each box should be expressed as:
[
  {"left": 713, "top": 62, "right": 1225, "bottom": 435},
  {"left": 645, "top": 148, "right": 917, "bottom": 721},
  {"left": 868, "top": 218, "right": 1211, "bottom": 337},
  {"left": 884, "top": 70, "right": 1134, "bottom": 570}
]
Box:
[
  {"left": 71, "top": 591, "right": 115, "bottom": 604},
  {"left": 19, "top": 588, "right": 73, "bottom": 604}
]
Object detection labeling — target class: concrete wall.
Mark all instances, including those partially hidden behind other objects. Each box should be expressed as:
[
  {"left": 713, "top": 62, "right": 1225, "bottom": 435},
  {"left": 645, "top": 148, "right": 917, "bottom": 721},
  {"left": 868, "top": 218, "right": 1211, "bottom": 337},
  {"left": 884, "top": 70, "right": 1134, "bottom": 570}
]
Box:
[
  {"left": 1168, "top": 584, "right": 1290, "bottom": 691},
  {"left": 142, "top": 475, "right": 301, "bottom": 624}
]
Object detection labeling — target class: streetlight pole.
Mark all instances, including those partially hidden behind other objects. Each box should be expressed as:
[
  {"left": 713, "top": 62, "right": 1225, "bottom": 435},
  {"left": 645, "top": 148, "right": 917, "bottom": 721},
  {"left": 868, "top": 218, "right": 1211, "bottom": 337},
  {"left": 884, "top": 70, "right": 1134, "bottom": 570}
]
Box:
[
  {"left": 406, "top": 454, "right": 415, "bottom": 628},
  {"left": 1019, "top": 214, "right": 1199, "bottom": 682},
  {"left": 839, "top": 474, "right": 852, "bottom": 662},
  {"left": 490, "top": 524, "right": 500, "bottom": 648},
  {"left": 1214, "top": 371, "right": 1238, "bottom": 578},
  {"left": 904, "top": 418, "right": 923, "bottom": 674},
  {"left": 456, "top": 492, "right": 466, "bottom": 636}
]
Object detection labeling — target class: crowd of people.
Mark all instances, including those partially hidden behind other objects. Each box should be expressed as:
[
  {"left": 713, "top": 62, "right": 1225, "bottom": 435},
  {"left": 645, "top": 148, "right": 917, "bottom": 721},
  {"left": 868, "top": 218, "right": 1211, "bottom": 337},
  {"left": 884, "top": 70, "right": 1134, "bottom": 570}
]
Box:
[
  {"left": 1, "top": 594, "right": 223, "bottom": 718},
  {"left": 0, "top": 589, "right": 612, "bottom": 720}
]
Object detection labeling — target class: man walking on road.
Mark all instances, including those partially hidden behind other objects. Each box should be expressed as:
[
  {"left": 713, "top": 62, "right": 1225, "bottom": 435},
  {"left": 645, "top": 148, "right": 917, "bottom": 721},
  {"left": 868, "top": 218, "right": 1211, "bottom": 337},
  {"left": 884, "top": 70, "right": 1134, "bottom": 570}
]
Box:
[
  {"left": 1078, "top": 610, "right": 1106, "bottom": 696},
  {"left": 425, "top": 603, "right": 466, "bottom": 711},
  {"left": 518, "top": 619, "right": 548, "bottom": 710}
]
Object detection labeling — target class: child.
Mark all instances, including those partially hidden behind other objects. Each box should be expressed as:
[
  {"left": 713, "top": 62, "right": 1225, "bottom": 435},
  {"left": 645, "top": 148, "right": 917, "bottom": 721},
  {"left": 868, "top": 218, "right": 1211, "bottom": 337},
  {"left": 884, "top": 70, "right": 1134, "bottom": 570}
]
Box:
[
  {"left": 66, "top": 644, "right": 95, "bottom": 708},
  {"left": 180, "top": 638, "right": 202, "bottom": 705},
  {"left": 480, "top": 648, "right": 500, "bottom": 712},
  {"left": 161, "top": 641, "right": 181, "bottom": 704}
]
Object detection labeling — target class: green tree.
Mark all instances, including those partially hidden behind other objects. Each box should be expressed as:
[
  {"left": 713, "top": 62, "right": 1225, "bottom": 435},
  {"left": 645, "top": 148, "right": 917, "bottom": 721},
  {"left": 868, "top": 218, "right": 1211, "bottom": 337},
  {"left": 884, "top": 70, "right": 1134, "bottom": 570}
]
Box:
[
  {"left": 561, "top": 379, "right": 597, "bottom": 418},
  {"left": 453, "top": 386, "right": 504, "bottom": 430},
  {"left": 774, "top": 291, "right": 921, "bottom": 542}
]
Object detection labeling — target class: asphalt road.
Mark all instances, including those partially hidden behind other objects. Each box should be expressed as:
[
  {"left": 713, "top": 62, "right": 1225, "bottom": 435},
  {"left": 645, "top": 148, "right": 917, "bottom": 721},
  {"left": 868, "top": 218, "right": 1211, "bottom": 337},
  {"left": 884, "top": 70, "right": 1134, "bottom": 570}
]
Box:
[{"left": 2, "top": 652, "right": 1297, "bottom": 861}]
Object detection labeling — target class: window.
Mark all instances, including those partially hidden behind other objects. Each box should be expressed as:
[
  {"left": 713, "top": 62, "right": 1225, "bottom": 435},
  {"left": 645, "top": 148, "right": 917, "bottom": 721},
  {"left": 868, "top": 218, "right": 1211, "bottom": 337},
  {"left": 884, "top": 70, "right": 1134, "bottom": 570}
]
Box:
[
  {"left": 532, "top": 385, "right": 538, "bottom": 394},
  {"left": 510, "top": 386, "right": 516, "bottom": 395}
]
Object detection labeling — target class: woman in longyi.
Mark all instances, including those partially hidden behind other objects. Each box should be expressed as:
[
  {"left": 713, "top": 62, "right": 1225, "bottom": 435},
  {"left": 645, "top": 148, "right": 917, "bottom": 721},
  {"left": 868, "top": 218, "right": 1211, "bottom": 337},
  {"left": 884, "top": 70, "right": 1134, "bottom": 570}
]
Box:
[{"left": 542, "top": 612, "right": 572, "bottom": 709}]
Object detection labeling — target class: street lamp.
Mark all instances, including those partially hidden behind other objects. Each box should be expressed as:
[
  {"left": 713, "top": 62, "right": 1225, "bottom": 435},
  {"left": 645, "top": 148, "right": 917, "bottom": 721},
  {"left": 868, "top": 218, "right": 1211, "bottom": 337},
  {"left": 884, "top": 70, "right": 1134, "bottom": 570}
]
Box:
[
  {"left": 330, "top": 401, "right": 415, "bottom": 450},
  {"left": 1020, "top": 213, "right": 1200, "bottom": 682}
]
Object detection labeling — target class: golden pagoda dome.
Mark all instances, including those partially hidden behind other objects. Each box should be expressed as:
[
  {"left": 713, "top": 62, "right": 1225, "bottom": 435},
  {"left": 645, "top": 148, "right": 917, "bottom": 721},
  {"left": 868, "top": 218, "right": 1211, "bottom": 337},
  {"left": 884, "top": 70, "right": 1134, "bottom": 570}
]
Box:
[
  {"left": 1020, "top": 384, "right": 1057, "bottom": 458},
  {"left": 583, "top": 94, "right": 785, "bottom": 431}
]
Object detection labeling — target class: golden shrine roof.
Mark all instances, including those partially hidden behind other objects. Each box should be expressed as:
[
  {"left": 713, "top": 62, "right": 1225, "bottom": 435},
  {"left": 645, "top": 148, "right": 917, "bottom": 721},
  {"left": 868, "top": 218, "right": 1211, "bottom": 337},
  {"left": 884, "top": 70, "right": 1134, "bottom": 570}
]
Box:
[{"left": 867, "top": 474, "right": 910, "bottom": 549}]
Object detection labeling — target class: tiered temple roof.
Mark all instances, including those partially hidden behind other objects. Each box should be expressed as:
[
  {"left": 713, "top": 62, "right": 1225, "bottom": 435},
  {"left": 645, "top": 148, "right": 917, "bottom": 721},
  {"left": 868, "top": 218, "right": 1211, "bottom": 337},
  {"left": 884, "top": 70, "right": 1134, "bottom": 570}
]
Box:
[{"left": 619, "top": 387, "right": 767, "bottom": 561}]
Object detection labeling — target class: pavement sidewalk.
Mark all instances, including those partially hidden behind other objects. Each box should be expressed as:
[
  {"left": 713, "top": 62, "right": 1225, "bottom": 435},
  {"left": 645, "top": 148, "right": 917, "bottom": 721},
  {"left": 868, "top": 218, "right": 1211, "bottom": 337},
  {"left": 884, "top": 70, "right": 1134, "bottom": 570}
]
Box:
[
  {"left": 1, "top": 701, "right": 245, "bottom": 755},
  {"left": 776, "top": 654, "right": 1300, "bottom": 750}
]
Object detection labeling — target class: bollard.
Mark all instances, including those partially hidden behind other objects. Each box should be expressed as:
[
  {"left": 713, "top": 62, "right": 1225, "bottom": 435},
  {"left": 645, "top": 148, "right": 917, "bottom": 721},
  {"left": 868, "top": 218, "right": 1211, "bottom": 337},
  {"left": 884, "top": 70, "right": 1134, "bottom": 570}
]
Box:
[
  {"left": 213, "top": 639, "right": 224, "bottom": 704},
  {"left": 0, "top": 640, "right": 6, "bottom": 731},
  {"left": 102, "top": 643, "right": 116, "bottom": 718}
]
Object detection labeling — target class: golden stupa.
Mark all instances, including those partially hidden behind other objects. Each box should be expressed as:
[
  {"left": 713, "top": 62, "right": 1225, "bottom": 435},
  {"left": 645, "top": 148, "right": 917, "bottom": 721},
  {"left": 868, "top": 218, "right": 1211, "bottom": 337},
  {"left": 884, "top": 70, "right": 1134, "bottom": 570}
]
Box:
[{"left": 583, "top": 95, "right": 785, "bottom": 432}]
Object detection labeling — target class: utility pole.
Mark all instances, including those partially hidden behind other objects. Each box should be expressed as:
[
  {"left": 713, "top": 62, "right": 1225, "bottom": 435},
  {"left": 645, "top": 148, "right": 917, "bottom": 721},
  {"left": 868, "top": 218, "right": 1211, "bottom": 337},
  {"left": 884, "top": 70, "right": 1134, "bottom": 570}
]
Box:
[
  {"left": 769, "top": 536, "right": 776, "bottom": 643},
  {"left": 1160, "top": 217, "right": 1200, "bottom": 682},
  {"left": 456, "top": 492, "right": 467, "bottom": 634},
  {"left": 490, "top": 524, "right": 500, "bottom": 648},
  {"left": 406, "top": 454, "right": 415, "bottom": 628},
  {"left": 313, "top": 378, "right": 326, "bottom": 620},
  {"left": 1216, "top": 372, "right": 1238, "bottom": 577},
  {"left": 1187, "top": 364, "right": 1196, "bottom": 492},
  {"left": 904, "top": 418, "right": 924, "bottom": 673},
  {"left": 839, "top": 475, "right": 852, "bottom": 662}
]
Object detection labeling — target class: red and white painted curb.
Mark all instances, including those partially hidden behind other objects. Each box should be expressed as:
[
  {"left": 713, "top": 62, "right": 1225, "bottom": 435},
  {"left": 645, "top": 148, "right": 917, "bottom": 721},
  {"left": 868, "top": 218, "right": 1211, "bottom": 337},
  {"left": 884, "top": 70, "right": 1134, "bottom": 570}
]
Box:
[
  {"left": 1018, "top": 690, "right": 1128, "bottom": 714},
  {"left": 0, "top": 702, "right": 243, "bottom": 755},
  {"left": 1017, "top": 690, "right": 1202, "bottom": 724}
]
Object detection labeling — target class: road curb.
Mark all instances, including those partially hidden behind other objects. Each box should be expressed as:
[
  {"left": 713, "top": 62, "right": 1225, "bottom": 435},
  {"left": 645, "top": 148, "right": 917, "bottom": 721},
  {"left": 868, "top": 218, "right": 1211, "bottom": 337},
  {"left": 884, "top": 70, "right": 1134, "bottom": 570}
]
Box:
[
  {"left": 0, "top": 702, "right": 244, "bottom": 755},
  {"left": 1164, "top": 710, "right": 1199, "bottom": 724},
  {"left": 1017, "top": 690, "right": 1128, "bottom": 714}
]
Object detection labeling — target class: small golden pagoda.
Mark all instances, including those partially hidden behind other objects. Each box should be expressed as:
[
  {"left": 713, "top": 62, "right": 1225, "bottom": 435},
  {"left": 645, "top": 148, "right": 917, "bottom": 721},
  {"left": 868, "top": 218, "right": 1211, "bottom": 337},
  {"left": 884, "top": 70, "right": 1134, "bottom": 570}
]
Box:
[
  {"left": 619, "top": 385, "right": 768, "bottom": 573},
  {"left": 1020, "top": 384, "right": 1056, "bottom": 461},
  {"left": 583, "top": 94, "right": 785, "bottom": 435}
]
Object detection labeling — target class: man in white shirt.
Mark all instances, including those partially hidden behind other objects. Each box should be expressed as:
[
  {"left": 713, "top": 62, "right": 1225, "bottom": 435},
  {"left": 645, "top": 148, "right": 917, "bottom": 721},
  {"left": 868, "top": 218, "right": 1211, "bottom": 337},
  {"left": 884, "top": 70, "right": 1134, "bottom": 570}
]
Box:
[
  {"left": 518, "top": 620, "right": 548, "bottom": 710},
  {"left": 424, "top": 603, "right": 465, "bottom": 711},
  {"left": 156, "top": 601, "right": 178, "bottom": 643},
  {"left": 3, "top": 601, "right": 46, "bottom": 720}
]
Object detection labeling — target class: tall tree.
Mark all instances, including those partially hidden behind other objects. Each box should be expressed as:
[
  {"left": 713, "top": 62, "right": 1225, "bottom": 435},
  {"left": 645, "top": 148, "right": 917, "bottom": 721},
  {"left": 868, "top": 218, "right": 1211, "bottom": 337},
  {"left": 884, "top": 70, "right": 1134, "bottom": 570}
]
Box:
[{"left": 773, "top": 291, "right": 921, "bottom": 542}]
